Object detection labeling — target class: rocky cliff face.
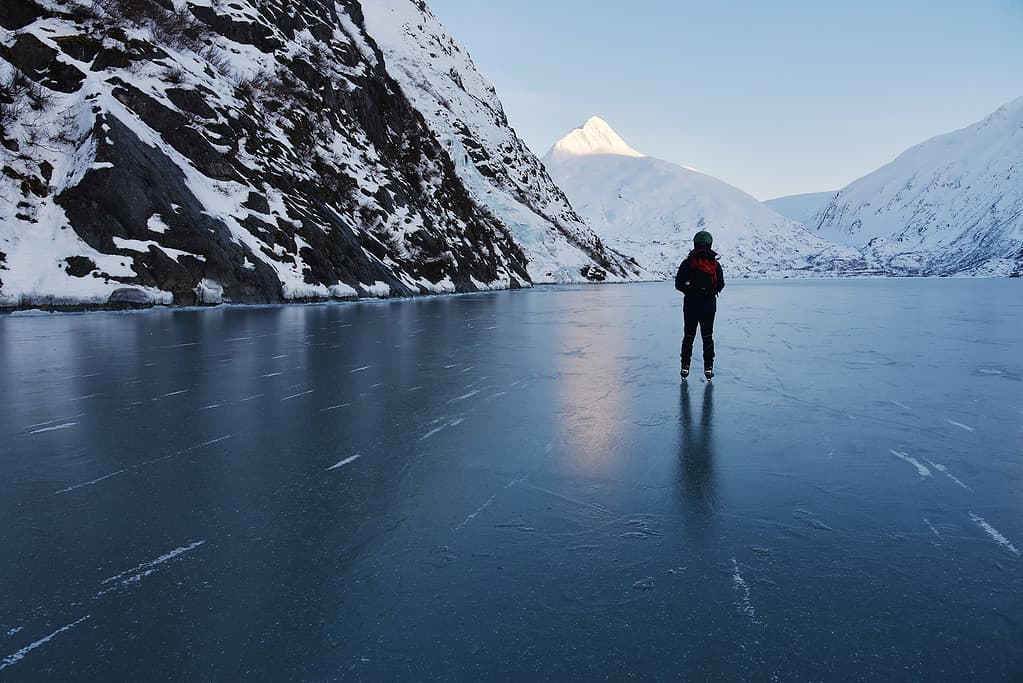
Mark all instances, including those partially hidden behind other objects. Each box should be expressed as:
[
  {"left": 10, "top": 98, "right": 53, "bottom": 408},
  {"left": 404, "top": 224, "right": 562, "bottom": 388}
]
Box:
[
  {"left": 0, "top": 0, "right": 634, "bottom": 310},
  {"left": 811, "top": 97, "right": 1023, "bottom": 277}
]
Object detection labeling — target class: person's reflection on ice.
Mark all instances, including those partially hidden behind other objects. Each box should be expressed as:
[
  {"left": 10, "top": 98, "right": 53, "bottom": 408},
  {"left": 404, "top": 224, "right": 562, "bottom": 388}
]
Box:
[{"left": 679, "top": 382, "right": 718, "bottom": 521}]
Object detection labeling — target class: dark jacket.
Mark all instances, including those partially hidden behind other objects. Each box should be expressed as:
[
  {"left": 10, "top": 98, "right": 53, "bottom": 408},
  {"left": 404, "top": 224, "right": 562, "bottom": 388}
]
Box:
[{"left": 674, "top": 248, "right": 725, "bottom": 301}]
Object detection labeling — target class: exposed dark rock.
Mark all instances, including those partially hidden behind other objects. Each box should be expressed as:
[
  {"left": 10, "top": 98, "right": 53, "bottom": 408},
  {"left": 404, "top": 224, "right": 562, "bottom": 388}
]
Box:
[
  {"left": 3, "top": 164, "right": 49, "bottom": 197},
  {"left": 54, "top": 34, "right": 102, "bottom": 63},
  {"left": 56, "top": 115, "right": 282, "bottom": 304},
  {"left": 579, "top": 265, "right": 607, "bottom": 282},
  {"left": 242, "top": 192, "right": 270, "bottom": 215},
  {"left": 165, "top": 87, "right": 217, "bottom": 120},
  {"left": 189, "top": 4, "right": 283, "bottom": 53},
  {"left": 64, "top": 256, "right": 96, "bottom": 277},
  {"left": 111, "top": 80, "right": 238, "bottom": 181},
  {"left": 107, "top": 287, "right": 151, "bottom": 306},
  {"left": 2, "top": 34, "right": 85, "bottom": 93},
  {"left": 0, "top": 0, "right": 43, "bottom": 31}
]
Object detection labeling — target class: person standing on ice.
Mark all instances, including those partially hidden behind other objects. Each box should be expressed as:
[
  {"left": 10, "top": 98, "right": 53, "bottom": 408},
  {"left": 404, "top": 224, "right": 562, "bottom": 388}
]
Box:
[{"left": 674, "top": 230, "right": 724, "bottom": 380}]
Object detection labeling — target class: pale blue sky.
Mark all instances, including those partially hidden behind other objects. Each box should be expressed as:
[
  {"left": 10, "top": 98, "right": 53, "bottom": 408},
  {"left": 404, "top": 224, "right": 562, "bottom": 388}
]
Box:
[{"left": 425, "top": 0, "right": 1023, "bottom": 199}]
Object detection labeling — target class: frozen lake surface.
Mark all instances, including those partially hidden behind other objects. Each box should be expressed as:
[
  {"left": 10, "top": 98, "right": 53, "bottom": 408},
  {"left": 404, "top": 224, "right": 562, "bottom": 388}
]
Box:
[{"left": 1, "top": 280, "right": 1021, "bottom": 679}]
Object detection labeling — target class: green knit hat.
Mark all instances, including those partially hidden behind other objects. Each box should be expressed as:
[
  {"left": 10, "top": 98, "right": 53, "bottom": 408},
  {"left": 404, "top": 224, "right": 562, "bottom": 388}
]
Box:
[{"left": 694, "top": 230, "right": 713, "bottom": 247}]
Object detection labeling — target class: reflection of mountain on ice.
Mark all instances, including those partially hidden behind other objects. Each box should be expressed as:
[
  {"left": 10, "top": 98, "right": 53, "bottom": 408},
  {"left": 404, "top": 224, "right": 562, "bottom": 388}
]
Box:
[{"left": 543, "top": 118, "right": 863, "bottom": 277}]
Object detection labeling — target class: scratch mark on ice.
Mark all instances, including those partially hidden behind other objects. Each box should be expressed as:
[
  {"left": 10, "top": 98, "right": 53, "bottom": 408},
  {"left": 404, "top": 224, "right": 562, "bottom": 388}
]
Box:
[
  {"left": 281, "top": 390, "right": 314, "bottom": 401},
  {"left": 923, "top": 517, "right": 942, "bottom": 539},
  {"left": 456, "top": 494, "right": 497, "bottom": 530},
  {"left": 261, "top": 372, "right": 282, "bottom": 378},
  {"left": 792, "top": 508, "right": 833, "bottom": 532},
  {"left": 420, "top": 424, "right": 447, "bottom": 441},
  {"left": 55, "top": 436, "right": 232, "bottom": 495},
  {"left": 199, "top": 404, "right": 221, "bottom": 410},
  {"left": 0, "top": 616, "right": 91, "bottom": 672},
  {"left": 923, "top": 459, "right": 971, "bottom": 490},
  {"left": 28, "top": 422, "right": 78, "bottom": 435},
  {"left": 945, "top": 419, "right": 975, "bottom": 433},
  {"left": 731, "top": 559, "right": 758, "bottom": 624},
  {"left": 320, "top": 403, "right": 351, "bottom": 412},
  {"left": 889, "top": 450, "right": 931, "bottom": 478},
  {"left": 161, "top": 390, "right": 188, "bottom": 397},
  {"left": 326, "top": 454, "right": 361, "bottom": 471},
  {"left": 194, "top": 435, "right": 232, "bottom": 449},
  {"left": 969, "top": 512, "right": 1020, "bottom": 557},
  {"left": 420, "top": 417, "right": 465, "bottom": 440},
  {"left": 99, "top": 540, "right": 206, "bottom": 592},
  {"left": 53, "top": 468, "right": 129, "bottom": 495},
  {"left": 349, "top": 366, "right": 371, "bottom": 373},
  {"left": 448, "top": 390, "right": 479, "bottom": 403},
  {"left": 505, "top": 474, "right": 529, "bottom": 488},
  {"left": 23, "top": 414, "right": 85, "bottom": 431},
  {"left": 890, "top": 400, "right": 911, "bottom": 410}
]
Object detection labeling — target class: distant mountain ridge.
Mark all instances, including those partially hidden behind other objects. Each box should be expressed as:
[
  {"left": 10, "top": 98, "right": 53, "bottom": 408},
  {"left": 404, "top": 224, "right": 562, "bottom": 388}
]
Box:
[
  {"left": 810, "top": 97, "right": 1023, "bottom": 276},
  {"left": 543, "top": 117, "right": 865, "bottom": 277},
  {"left": 764, "top": 191, "right": 837, "bottom": 228}
]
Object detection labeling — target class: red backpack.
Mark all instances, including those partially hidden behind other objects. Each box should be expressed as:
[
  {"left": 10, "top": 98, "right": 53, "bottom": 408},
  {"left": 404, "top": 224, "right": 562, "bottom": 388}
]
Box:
[{"left": 690, "top": 250, "right": 718, "bottom": 294}]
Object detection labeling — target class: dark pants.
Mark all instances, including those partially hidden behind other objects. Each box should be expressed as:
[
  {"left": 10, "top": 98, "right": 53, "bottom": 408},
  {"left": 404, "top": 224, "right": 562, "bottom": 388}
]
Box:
[{"left": 680, "top": 299, "right": 716, "bottom": 369}]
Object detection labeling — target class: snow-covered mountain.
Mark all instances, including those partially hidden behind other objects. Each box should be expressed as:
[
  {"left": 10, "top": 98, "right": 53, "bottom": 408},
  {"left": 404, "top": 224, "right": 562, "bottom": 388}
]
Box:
[
  {"left": 543, "top": 117, "right": 865, "bottom": 277},
  {"left": 764, "top": 191, "right": 837, "bottom": 227},
  {"left": 811, "top": 97, "right": 1023, "bottom": 276},
  {"left": 0, "top": 0, "right": 639, "bottom": 311},
  {"left": 362, "top": 1, "right": 642, "bottom": 285}
]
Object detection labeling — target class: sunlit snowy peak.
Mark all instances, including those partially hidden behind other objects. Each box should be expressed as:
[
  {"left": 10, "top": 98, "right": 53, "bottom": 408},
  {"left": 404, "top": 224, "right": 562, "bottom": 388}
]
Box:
[
  {"left": 546, "top": 116, "right": 645, "bottom": 162},
  {"left": 543, "top": 118, "right": 865, "bottom": 277}
]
